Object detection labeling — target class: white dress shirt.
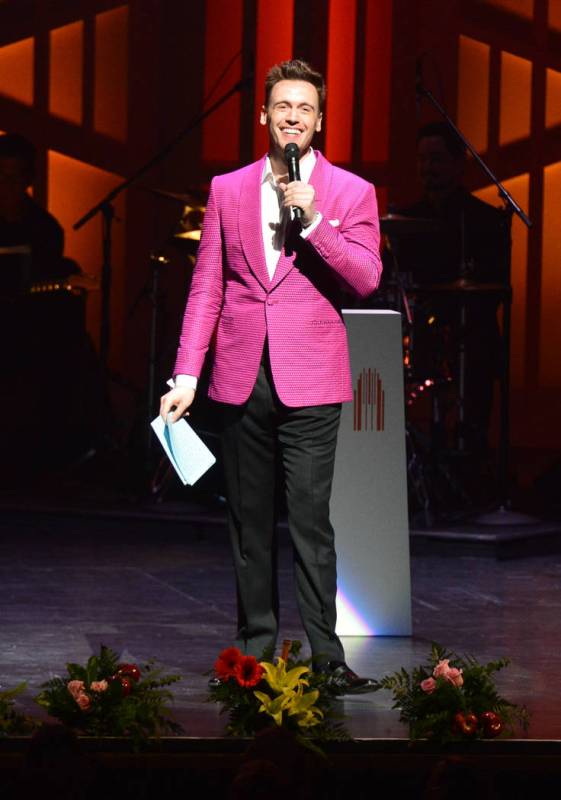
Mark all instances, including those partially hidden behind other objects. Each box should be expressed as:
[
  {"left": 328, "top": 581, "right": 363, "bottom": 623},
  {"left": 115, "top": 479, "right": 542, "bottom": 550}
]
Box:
[
  {"left": 260, "top": 148, "right": 321, "bottom": 279},
  {"left": 174, "top": 149, "right": 322, "bottom": 391}
]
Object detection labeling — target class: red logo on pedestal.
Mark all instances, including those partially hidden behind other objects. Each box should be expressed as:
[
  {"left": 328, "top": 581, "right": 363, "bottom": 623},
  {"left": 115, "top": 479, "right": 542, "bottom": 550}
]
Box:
[{"left": 353, "top": 368, "right": 384, "bottom": 432}]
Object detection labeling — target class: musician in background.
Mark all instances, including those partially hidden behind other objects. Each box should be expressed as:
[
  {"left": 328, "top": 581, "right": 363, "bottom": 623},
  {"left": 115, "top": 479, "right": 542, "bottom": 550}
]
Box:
[
  {"left": 396, "top": 121, "right": 509, "bottom": 458},
  {"left": 0, "top": 133, "right": 65, "bottom": 281},
  {"left": 0, "top": 133, "right": 100, "bottom": 475}
]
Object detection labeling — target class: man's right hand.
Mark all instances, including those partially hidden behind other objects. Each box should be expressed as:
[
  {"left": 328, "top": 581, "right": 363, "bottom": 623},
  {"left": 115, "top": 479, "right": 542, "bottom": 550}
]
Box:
[{"left": 159, "top": 387, "right": 196, "bottom": 423}]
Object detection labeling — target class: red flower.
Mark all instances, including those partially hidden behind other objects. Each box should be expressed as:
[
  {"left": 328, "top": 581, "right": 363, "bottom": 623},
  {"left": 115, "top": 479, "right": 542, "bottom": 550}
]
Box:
[
  {"left": 214, "top": 647, "right": 243, "bottom": 680},
  {"left": 234, "top": 655, "right": 264, "bottom": 688},
  {"left": 118, "top": 663, "right": 141, "bottom": 682},
  {"left": 480, "top": 710, "right": 503, "bottom": 738},
  {"left": 453, "top": 711, "right": 478, "bottom": 736}
]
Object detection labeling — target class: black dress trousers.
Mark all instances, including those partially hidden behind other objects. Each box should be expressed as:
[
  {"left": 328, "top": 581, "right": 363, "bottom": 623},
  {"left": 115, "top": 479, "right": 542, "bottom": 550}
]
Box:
[{"left": 216, "top": 349, "right": 345, "bottom": 664}]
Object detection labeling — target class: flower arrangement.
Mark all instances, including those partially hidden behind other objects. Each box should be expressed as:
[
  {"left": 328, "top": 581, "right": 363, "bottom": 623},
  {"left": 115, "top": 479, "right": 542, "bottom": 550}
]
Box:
[
  {"left": 375, "top": 643, "right": 529, "bottom": 743},
  {"left": 209, "top": 640, "right": 347, "bottom": 742},
  {"left": 35, "top": 645, "right": 182, "bottom": 746},
  {"left": 0, "top": 683, "right": 36, "bottom": 736}
]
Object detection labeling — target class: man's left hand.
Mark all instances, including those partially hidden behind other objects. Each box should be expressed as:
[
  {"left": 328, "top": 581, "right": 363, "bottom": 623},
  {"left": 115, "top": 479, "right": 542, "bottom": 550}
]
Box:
[{"left": 279, "top": 180, "right": 317, "bottom": 227}]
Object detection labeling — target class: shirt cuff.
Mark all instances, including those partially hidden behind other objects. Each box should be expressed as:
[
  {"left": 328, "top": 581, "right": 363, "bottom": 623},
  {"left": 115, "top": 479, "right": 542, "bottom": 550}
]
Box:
[
  {"left": 171, "top": 374, "right": 198, "bottom": 390},
  {"left": 299, "top": 211, "right": 323, "bottom": 238}
]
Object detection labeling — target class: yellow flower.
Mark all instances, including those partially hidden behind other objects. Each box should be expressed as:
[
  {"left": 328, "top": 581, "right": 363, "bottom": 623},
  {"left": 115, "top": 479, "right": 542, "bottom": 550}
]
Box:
[
  {"left": 254, "top": 690, "right": 293, "bottom": 726},
  {"left": 255, "top": 658, "right": 324, "bottom": 730},
  {"left": 296, "top": 709, "right": 323, "bottom": 728},
  {"left": 259, "top": 657, "right": 310, "bottom": 694},
  {"left": 285, "top": 683, "right": 324, "bottom": 728}
]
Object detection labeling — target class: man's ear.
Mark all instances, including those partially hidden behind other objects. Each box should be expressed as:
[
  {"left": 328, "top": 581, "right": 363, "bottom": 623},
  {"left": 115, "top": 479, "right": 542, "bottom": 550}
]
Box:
[
  {"left": 315, "top": 113, "right": 323, "bottom": 133},
  {"left": 259, "top": 106, "right": 268, "bottom": 126}
]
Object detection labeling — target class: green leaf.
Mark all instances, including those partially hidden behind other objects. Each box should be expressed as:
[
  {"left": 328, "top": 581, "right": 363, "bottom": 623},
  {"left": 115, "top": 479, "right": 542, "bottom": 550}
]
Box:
[{"left": 65, "top": 663, "right": 87, "bottom": 681}]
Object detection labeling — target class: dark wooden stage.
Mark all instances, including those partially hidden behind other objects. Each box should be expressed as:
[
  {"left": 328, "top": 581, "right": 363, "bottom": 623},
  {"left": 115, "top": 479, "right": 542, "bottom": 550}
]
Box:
[{"left": 2, "top": 482, "right": 561, "bottom": 796}]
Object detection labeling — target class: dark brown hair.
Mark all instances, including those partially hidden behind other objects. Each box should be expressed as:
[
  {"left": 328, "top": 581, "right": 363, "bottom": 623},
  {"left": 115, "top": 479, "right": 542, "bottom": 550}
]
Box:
[
  {"left": 0, "top": 133, "right": 36, "bottom": 181},
  {"left": 264, "top": 59, "right": 325, "bottom": 111},
  {"left": 417, "top": 121, "right": 466, "bottom": 160}
]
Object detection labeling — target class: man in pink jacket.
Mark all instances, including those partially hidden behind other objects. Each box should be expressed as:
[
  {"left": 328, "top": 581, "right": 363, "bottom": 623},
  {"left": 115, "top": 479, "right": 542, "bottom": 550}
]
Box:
[{"left": 161, "top": 60, "right": 382, "bottom": 693}]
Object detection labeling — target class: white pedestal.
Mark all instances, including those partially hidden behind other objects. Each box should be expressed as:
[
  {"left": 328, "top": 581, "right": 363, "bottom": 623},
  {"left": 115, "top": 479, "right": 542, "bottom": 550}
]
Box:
[{"left": 333, "top": 310, "right": 411, "bottom": 636}]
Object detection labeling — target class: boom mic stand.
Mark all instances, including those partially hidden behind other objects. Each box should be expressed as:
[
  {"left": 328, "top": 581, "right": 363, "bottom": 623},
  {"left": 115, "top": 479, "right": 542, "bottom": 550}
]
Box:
[
  {"left": 71, "top": 72, "right": 253, "bottom": 474},
  {"left": 416, "top": 78, "right": 533, "bottom": 525},
  {"left": 73, "top": 72, "right": 253, "bottom": 393}
]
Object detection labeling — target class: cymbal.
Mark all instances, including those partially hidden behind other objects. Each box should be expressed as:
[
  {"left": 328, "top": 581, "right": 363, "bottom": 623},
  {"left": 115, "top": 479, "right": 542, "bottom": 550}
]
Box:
[
  {"left": 172, "top": 202, "right": 205, "bottom": 250},
  {"left": 379, "top": 213, "right": 441, "bottom": 235},
  {"left": 423, "top": 278, "right": 508, "bottom": 293},
  {"left": 174, "top": 229, "right": 201, "bottom": 242},
  {"left": 142, "top": 185, "right": 207, "bottom": 205}
]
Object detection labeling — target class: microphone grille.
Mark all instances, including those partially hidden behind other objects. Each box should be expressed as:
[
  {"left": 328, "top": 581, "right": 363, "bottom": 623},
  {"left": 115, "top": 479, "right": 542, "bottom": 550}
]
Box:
[{"left": 284, "top": 143, "right": 300, "bottom": 160}]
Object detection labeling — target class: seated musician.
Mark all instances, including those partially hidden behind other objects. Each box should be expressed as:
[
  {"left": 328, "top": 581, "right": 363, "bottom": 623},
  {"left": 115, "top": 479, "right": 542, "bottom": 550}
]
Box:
[
  {"left": 0, "top": 133, "right": 68, "bottom": 284},
  {"left": 0, "top": 133, "right": 99, "bottom": 475},
  {"left": 395, "top": 121, "right": 509, "bottom": 459}
]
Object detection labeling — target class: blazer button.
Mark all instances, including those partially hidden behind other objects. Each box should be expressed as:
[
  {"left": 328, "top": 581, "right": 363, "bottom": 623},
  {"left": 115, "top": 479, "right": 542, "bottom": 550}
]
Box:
[{"left": 266, "top": 298, "right": 275, "bottom": 306}]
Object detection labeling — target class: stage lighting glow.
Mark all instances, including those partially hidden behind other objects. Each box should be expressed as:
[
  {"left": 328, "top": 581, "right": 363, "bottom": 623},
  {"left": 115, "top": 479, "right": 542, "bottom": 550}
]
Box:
[{"left": 335, "top": 589, "right": 376, "bottom": 636}]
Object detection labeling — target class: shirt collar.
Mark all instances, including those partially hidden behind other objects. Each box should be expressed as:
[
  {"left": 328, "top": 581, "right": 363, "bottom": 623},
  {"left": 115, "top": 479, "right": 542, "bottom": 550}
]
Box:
[{"left": 262, "top": 148, "right": 316, "bottom": 186}]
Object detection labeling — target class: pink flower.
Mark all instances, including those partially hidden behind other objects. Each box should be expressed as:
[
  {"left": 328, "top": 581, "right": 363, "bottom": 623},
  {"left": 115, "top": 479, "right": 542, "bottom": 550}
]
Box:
[
  {"left": 75, "top": 692, "right": 91, "bottom": 710},
  {"left": 420, "top": 677, "right": 436, "bottom": 694},
  {"left": 445, "top": 667, "right": 464, "bottom": 687},
  {"left": 91, "top": 680, "right": 108, "bottom": 693},
  {"left": 67, "top": 679, "right": 92, "bottom": 710},
  {"left": 433, "top": 659, "right": 451, "bottom": 679},
  {"left": 67, "top": 680, "right": 86, "bottom": 700},
  {"left": 433, "top": 659, "right": 463, "bottom": 687}
]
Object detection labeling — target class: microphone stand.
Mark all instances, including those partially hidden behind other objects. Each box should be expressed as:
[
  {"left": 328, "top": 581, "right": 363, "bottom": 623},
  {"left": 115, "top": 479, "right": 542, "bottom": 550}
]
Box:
[
  {"left": 416, "top": 79, "right": 533, "bottom": 525},
  {"left": 72, "top": 73, "right": 253, "bottom": 475},
  {"left": 73, "top": 72, "right": 253, "bottom": 391}
]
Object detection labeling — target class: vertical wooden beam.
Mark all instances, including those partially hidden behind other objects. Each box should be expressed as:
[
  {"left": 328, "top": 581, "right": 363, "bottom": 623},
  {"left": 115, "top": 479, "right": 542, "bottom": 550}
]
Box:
[
  {"left": 33, "top": 8, "right": 49, "bottom": 207},
  {"left": 240, "top": 0, "right": 256, "bottom": 165},
  {"left": 387, "top": 0, "right": 417, "bottom": 207},
  {"left": 82, "top": 9, "right": 94, "bottom": 133},
  {"left": 486, "top": 45, "right": 501, "bottom": 170},
  {"left": 325, "top": 0, "right": 357, "bottom": 163},
  {"left": 252, "top": 0, "right": 294, "bottom": 159},
  {"left": 352, "top": 0, "right": 367, "bottom": 165},
  {"left": 526, "top": 0, "right": 547, "bottom": 388},
  {"left": 293, "top": 0, "right": 328, "bottom": 75},
  {"left": 292, "top": 0, "right": 328, "bottom": 154}
]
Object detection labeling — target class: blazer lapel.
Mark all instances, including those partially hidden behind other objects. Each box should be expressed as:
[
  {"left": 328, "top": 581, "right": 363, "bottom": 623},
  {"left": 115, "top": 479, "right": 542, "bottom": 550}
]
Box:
[
  {"left": 270, "top": 151, "right": 333, "bottom": 291},
  {"left": 239, "top": 156, "right": 270, "bottom": 292}
]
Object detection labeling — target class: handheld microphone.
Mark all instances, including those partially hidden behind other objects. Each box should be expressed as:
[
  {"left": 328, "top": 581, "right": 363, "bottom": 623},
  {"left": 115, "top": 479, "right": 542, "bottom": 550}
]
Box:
[{"left": 284, "top": 143, "right": 302, "bottom": 220}]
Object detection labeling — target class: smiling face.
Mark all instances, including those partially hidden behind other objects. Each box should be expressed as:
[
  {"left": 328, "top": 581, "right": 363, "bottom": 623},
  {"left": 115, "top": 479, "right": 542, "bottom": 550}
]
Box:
[{"left": 260, "top": 79, "right": 322, "bottom": 167}]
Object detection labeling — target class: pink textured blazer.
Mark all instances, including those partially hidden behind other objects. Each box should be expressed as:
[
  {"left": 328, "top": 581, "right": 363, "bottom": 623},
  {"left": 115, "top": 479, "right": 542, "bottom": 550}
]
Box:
[{"left": 173, "top": 151, "right": 382, "bottom": 407}]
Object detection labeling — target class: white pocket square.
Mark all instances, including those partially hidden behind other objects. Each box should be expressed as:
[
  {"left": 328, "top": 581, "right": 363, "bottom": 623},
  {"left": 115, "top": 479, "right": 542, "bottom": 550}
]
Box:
[{"left": 329, "top": 219, "right": 340, "bottom": 227}]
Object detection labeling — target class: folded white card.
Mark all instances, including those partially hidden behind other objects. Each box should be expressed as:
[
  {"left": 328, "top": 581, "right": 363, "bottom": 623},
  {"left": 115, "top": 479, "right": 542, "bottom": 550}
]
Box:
[{"left": 151, "top": 414, "right": 216, "bottom": 486}]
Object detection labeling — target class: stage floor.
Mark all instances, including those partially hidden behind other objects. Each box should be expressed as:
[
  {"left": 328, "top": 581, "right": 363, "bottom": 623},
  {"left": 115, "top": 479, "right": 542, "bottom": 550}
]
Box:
[{"left": 1, "top": 506, "right": 560, "bottom": 741}]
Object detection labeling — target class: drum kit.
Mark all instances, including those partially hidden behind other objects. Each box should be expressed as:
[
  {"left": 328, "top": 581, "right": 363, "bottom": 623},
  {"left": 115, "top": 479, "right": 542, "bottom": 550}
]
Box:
[
  {"left": 57, "top": 183, "right": 502, "bottom": 518},
  {"left": 379, "top": 213, "right": 509, "bottom": 525},
  {"left": 142, "top": 200, "right": 509, "bottom": 520},
  {"left": 148, "top": 187, "right": 206, "bottom": 255}
]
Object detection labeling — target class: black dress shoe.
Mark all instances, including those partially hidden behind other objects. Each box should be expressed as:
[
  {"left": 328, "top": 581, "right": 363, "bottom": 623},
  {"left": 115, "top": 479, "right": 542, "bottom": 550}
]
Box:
[{"left": 315, "top": 661, "right": 377, "bottom": 695}]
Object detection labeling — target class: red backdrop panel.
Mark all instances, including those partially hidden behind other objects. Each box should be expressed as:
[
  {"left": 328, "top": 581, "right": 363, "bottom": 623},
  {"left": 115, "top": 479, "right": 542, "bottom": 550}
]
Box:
[
  {"left": 361, "top": 0, "right": 392, "bottom": 163},
  {"left": 253, "top": 0, "right": 294, "bottom": 160},
  {"left": 203, "top": 0, "right": 243, "bottom": 163}
]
